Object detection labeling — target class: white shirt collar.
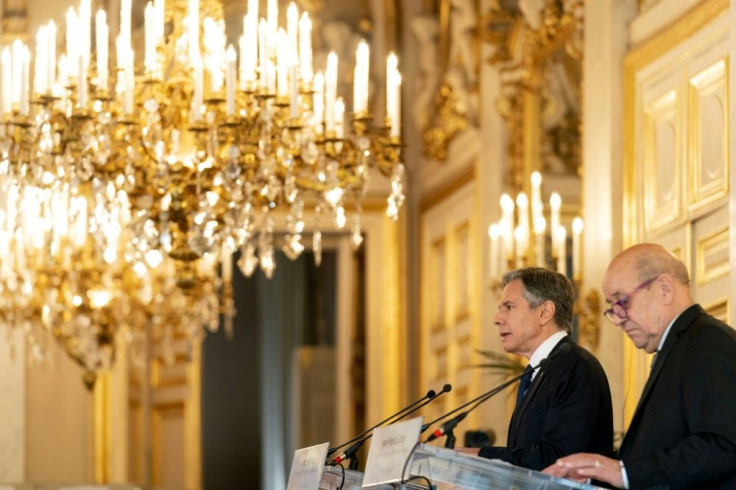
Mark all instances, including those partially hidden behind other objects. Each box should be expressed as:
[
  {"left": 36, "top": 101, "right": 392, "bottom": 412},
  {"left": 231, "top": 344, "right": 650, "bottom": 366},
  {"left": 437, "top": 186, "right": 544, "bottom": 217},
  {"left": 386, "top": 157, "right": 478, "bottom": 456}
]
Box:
[
  {"left": 657, "top": 313, "right": 679, "bottom": 352},
  {"left": 528, "top": 330, "right": 568, "bottom": 379}
]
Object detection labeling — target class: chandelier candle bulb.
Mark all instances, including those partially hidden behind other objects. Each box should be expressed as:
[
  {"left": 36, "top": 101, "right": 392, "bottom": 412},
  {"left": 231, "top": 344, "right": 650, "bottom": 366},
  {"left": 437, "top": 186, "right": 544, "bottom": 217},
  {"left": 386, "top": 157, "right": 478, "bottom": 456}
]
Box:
[
  {"left": 77, "top": 54, "right": 86, "bottom": 108},
  {"left": 47, "top": 21, "right": 56, "bottom": 93},
  {"left": 225, "top": 45, "right": 236, "bottom": 116},
  {"left": 34, "top": 29, "right": 47, "bottom": 95},
  {"left": 299, "top": 13, "right": 312, "bottom": 84},
  {"left": 95, "top": 11, "right": 108, "bottom": 91},
  {"left": 386, "top": 52, "right": 400, "bottom": 137},
  {"left": 124, "top": 48, "right": 134, "bottom": 114},
  {"left": 267, "top": 0, "right": 278, "bottom": 57},
  {"left": 154, "top": 0, "right": 164, "bottom": 42},
  {"left": 276, "top": 29, "right": 289, "bottom": 98},
  {"left": 258, "top": 19, "right": 268, "bottom": 92},
  {"left": 335, "top": 97, "right": 345, "bottom": 139},
  {"left": 19, "top": 44, "right": 30, "bottom": 116},
  {"left": 288, "top": 55, "right": 299, "bottom": 119},
  {"left": 287, "top": 3, "right": 298, "bottom": 57},
  {"left": 192, "top": 55, "right": 203, "bottom": 121},
  {"left": 247, "top": 0, "right": 258, "bottom": 26},
  {"left": 80, "top": 0, "right": 91, "bottom": 68},
  {"left": 144, "top": 2, "right": 156, "bottom": 77},
  {"left": 354, "top": 40, "right": 369, "bottom": 114},
  {"left": 188, "top": 0, "right": 199, "bottom": 64},
  {"left": 313, "top": 72, "right": 324, "bottom": 132},
  {"left": 65, "top": 8, "right": 77, "bottom": 78},
  {"left": 325, "top": 52, "right": 337, "bottom": 132},
  {"left": 241, "top": 11, "right": 257, "bottom": 87},
  {"left": 120, "top": 0, "right": 131, "bottom": 52},
  {"left": 1, "top": 48, "right": 10, "bottom": 114}
]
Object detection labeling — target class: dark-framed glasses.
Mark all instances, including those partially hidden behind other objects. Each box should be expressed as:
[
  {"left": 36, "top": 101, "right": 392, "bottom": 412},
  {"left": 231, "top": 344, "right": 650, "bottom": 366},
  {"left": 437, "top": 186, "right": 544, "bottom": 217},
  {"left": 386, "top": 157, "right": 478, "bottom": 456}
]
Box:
[{"left": 603, "top": 276, "right": 658, "bottom": 323}]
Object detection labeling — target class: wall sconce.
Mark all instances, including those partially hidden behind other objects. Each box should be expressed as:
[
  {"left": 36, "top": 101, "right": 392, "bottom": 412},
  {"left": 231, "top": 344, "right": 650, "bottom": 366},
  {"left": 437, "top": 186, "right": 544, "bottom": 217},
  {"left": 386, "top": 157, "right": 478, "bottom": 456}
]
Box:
[
  {"left": 488, "top": 172, "right": 580, "bottom": 278},
  {"left": 487, "top": 172, "right": 600, "bottom": 350}
]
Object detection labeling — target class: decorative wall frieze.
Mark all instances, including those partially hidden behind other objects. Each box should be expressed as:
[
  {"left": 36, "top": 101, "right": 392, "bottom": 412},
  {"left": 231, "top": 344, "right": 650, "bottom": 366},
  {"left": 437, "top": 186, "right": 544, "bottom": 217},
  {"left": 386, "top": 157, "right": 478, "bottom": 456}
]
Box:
[
  {"left": 480, "top": 0, "right": 583, "bottom": 193},
  {"left": 413, "top": 0, "right": 480, "bottom": 164}
]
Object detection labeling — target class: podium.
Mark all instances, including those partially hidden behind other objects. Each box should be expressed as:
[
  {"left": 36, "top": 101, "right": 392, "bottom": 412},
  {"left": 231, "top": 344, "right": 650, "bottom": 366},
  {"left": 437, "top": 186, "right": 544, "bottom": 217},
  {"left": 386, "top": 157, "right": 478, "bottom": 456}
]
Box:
[
  {"left": 405, "top": 444, "right": 598, "bottom": 489},
  {"left": 319, "top": 465, "right": 374, "bottom": 489},
  {"left": 319, "top": 444, "right": 597, "bottom": 489}
]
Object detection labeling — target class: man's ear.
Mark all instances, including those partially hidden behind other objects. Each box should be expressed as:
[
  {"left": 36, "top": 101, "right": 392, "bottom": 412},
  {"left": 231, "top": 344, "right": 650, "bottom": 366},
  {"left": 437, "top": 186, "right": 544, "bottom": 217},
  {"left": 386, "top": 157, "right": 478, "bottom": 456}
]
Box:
[
  {"left": 538, "top": 300, "right": 556, "bottom": 325},
  {"left": 657, "top": 274, "right": 676, "bottom": 304}
]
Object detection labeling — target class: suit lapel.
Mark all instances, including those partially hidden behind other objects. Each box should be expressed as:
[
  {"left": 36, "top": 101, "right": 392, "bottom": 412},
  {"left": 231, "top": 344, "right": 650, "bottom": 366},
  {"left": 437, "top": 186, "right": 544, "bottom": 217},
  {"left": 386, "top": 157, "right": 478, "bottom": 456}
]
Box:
[
  {"left": 508, "top": 338, "right": 571, "bottom": 446},
  {"left": 620, "top": 305, "right": 703, "bottom": 454}
]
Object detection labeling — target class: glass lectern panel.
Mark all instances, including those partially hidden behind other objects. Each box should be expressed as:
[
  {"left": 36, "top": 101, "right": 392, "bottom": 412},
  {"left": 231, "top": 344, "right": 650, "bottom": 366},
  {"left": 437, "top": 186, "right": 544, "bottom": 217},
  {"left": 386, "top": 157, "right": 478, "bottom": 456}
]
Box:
[{"left": 406, "top": 444, "right": 598, "bottom": 490}]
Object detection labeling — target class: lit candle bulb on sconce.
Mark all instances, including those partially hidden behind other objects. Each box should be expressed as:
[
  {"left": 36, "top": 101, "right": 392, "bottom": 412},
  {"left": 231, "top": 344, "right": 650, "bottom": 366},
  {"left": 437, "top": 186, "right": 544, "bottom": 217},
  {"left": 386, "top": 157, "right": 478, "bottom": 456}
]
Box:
[
  {"left": 488, "top": 224, "right": 500, "bottom": 280},
  {"left": 487, "top": 172, "right": 582, "bottom": 289},
  {"left": 549, "top": 191, "right": 561, "bottom": 259},
  {"left": 534, "top": 216, "right": 546, "bottom": 266},
  {"left": 572, "top": 217, "right": 583, "bottom": 281},
  {"left": 556, "top": 226, "right": 567, "bottom": 275},
  {"left": 499, "top": 193, "right": 515, "bottom": 262}
]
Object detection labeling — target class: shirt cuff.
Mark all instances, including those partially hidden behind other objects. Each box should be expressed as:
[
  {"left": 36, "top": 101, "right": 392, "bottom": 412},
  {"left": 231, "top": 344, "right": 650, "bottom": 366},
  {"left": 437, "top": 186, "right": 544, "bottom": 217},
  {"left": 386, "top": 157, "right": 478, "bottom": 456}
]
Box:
[{"left": 620, "top": 460, "right": 629, "bottom": 489}]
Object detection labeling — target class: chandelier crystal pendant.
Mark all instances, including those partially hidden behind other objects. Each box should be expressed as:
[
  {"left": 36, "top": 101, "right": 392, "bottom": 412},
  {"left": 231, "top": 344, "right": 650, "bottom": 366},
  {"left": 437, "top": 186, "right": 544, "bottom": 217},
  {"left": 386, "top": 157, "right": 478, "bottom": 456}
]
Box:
[{"left": 0, "top": 0, "right": 404, "bottom": 380}]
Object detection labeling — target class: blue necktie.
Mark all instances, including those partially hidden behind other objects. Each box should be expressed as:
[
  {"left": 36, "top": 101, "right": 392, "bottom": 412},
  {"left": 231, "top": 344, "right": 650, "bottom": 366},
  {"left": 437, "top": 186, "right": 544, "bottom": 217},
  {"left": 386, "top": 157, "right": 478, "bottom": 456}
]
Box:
[{"left": 515, "top": 366, "right": 533, "bottom": 409}]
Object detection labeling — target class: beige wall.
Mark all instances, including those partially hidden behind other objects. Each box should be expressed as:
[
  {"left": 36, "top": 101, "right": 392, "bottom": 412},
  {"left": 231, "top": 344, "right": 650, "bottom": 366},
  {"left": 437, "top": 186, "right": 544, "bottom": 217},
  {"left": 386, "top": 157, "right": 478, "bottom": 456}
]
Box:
[{"left": 26, "top": 349, "right": 94, "bottom": 483}]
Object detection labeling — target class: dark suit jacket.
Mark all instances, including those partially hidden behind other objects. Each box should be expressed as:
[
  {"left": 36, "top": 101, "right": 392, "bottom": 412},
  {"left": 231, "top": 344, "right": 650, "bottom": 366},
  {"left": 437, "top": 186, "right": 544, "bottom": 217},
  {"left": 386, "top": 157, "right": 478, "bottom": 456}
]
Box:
[
  {"left": 478, "top": 337, "right": 613, "bottom": 470},
  {"left": 618, "top": 304, "right": 736, "bottom": 489}
]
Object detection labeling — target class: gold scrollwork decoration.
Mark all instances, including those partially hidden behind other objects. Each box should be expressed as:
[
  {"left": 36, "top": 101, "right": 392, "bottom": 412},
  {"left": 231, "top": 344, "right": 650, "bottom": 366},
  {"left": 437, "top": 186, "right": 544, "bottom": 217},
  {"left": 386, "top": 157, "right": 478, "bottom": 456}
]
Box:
[
  {"left": 422, "top": 81, "right": 468, "bottom": 161},
  {"left": 575, "top": 288, "right": 601, "bottom": 352}
]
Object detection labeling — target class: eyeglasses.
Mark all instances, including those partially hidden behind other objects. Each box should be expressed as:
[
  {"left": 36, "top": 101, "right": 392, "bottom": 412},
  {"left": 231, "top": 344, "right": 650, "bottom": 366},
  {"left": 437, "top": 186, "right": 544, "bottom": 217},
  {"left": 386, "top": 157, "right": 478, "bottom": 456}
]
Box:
[{"left": 603, "top": 276, "right": 658, "bottom": 323}]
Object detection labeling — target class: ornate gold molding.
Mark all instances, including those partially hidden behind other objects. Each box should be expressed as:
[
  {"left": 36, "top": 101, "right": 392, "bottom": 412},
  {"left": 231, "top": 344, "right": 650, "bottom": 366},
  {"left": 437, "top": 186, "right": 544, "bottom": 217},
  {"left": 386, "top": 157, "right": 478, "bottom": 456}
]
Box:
[
  {"left": 420, "top": 0, "right": 479, "bottom": 162},
  {"left": 422, "top": 81, "right": 468, "bottom": 161},
  {"left": 575, "top": 288, "right": 601, "bottom": 353},
  {"left": 480, "top": 0, "right": 583, "bottom": 192}
]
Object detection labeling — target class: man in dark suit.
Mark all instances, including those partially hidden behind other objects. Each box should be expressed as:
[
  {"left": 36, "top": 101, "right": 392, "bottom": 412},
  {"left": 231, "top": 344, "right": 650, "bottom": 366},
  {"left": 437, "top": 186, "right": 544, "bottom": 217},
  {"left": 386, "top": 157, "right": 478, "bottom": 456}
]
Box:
[
  {"left": 544, "top": 243, "right": 736, "bottom": 488},
  {"left": 461, "top": 267, "right": 613, "bottom": 471}
]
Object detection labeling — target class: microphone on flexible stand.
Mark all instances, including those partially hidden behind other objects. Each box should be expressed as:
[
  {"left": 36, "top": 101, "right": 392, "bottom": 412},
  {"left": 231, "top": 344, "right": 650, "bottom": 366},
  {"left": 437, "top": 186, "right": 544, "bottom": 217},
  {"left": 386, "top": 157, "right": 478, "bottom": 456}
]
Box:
[
  {"left": 424, "top": 343, "right": 571, "bottom": 448},
  {"left": 327, "top": 386, "right": 442, "bottom": 459},
  {"left": 330, "top": 384, "right": 453, "bottom": 468}
]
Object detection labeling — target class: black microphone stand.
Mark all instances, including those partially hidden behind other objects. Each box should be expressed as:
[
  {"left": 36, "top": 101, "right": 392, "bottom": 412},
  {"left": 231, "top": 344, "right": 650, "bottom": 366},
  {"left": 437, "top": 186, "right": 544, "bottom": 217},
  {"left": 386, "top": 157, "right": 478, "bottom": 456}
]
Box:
[
  {"left": 332, "top": 384, "right": 453, "bottom": 468},
  {"left": 327, "top": 388, "right": 437, "bottom": 458}
]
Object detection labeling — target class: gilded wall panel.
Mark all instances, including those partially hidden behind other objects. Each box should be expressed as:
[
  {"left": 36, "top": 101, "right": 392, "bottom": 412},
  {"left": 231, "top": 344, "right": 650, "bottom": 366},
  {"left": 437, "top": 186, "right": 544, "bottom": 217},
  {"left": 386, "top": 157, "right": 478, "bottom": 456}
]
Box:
[
  {"left": 695, "top": 225, "right": 729, "bottom": 285},
  {"left": 688, "top": 58, "right": 729, "bottom": 210},
  {"left": 420, "top": 179, "right": 478, "bottom": 423},
  {"left": 431, "top": 238, "right": 447, "bottom": 331},
  {"left": 455, "top": 223, "right": 470, "bottom": 322},
  {"left": 643, "top": 89, "right": 681, "bottom": 232},
  {"left": 703, "top": 299, "right": 729, "bottom": 324},
  {"left": 622, "top": 0, "right": 728, "bottom": 428}
]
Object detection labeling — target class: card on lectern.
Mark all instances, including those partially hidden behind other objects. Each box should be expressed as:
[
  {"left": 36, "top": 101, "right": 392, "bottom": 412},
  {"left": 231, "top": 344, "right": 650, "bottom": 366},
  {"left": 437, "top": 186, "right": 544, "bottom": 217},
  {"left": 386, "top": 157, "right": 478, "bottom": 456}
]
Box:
[
  {"left": 286, "top": 441, "right": 330, "bottom": 490},
  {"left": 361, "top": 416, "right": 423, "bottom": 487}
]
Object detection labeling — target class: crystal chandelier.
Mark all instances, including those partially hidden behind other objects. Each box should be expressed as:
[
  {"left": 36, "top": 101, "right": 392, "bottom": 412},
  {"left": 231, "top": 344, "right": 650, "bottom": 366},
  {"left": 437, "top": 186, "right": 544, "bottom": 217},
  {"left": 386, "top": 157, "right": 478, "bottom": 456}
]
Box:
[{"left": 0, "top": 0, "right": 405, "bottom": 382}]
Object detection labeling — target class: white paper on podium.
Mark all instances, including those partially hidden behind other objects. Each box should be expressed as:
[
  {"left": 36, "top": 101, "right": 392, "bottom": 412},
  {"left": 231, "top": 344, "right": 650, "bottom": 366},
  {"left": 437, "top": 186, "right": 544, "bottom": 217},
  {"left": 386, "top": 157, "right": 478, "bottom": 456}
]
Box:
[
  {"left": 287, "top": 441, "right": 330, "bottom": 490},
  {"left": 361, "top": 416, "right": 423, "bottom": 487}
]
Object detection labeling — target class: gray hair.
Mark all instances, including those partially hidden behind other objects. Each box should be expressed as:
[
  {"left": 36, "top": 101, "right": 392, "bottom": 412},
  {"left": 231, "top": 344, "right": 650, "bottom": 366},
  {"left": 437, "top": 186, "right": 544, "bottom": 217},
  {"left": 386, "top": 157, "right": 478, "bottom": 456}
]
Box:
[
  {"left": 635, "top": 247, "right": 690, "bottom": 286},
  {"left": 501, "top": 267, "right": 574, "bottom": 334}
]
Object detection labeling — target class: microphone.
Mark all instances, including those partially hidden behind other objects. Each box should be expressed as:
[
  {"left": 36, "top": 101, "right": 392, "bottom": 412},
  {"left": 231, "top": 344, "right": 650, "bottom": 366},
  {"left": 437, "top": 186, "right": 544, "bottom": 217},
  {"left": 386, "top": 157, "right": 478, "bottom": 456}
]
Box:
[
  {"left": 330, "top": 384, "right": 452, "bottom": 467},
  {"left": 424, "top": 343, "right": 571, "bottom": 446},
  {"left": 327, "top": 385, "right": 445, "bottom": 458}
]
